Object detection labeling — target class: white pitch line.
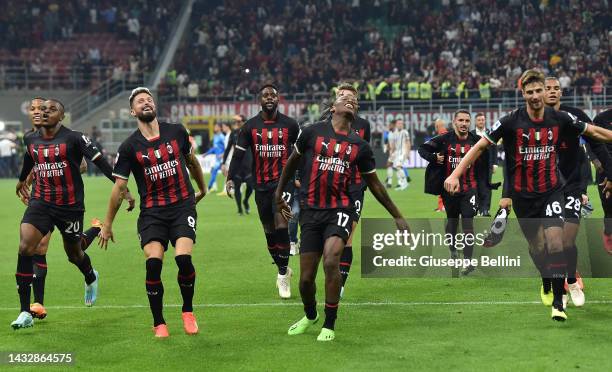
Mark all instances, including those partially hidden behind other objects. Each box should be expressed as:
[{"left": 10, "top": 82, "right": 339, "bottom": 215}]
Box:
[{"left": 0, "top": 300, "right": 611, "bottom": 311}]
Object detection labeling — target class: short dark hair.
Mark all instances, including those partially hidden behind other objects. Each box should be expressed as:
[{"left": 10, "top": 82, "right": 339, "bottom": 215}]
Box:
[
  {"left": 520, "top": 69, "right": 545, "bottom": 89},
  {"left": 259, "top": 83, "right": 279, "bottom": 93},
  {"left": 32, "top": 96, "right": 46, "bottom": 102},
  {"left": 545, "top": 76, "right": 560, "bottom": 83},
  {"left": 47, "top": 98, "right": 65, "bottom": 112},
  {"left": 129, "top": 87, "right": 153, "bottom": 107},
  {"left": 454, "top": 109, "right": 471, "bottom": 119},
  {"left": 475, "top": 112, "right": 485, "bottom": 118}
]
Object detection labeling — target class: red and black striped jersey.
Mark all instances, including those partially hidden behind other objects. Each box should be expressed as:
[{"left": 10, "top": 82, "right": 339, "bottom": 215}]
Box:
[
  {"left": 235, "top": 112, "right": 299, "bottom": 190},
  {"left": 419, "top": 131, "right": 480, "bottom": 194},
  {"left": 23, "top": 125, "right": 102, "bottom": 211},
  {"left": 295, "top": 120, "right": 376, "bottom": 210},
  {"left": 484, "top": 107, "right": 584, "bottom": 198},
  {"left": 113, "top": 122, "right": 194, "bottom": 210},
  {"left": 349, "top": 115, "right": 372, "bottom": 192}
]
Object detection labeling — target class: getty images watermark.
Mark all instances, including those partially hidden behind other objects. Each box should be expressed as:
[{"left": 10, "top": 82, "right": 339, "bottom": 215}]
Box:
[{"left": 360, "top": 218, "right": 612, "bottom": 278}]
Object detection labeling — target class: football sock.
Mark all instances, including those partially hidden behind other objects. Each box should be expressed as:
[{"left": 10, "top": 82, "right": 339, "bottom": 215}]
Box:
[
  {"left": 528, "top": 250, "right": 551, "bottom": 292},
  {"left": 462, "top": 219, "right": 474, "bottom": 260},
  {"left": 274, "top": 229, "right": 290, "bottom": 275},
  {"left": 323, "top": 302, "right": 339, "bottom": 330},
  {"left": 565, "top": 245, "right": 578, "bottom": 285},
  {"left": 81, "top": 227, "right": 101, "bottom": 251},
  {"left": 76, "top": 253, "right": 97, "bottom": 285},
  {"left": 32, "top": 254, "right": 47, "bottom": 305},
  {"left": 339, "top": 246, "right": 353, "bottom": 286},
  {"left": 146, "top": 258, "right": 165, "bottom": 326},
  {"left": 16, "top": 254, "right": 34, "bottom": 313},
  {"left": 175, "top": 255, "right": 196, "bottom": 313},
  {"left": 547, "top": 251, "right": 567, "bottom": 310},
  {"left": 304, "top": 302, "right": 317, "bottom": 320}
]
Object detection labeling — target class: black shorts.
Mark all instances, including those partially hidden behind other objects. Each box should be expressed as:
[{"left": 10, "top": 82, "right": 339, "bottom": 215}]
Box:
[
  {"left": 563, "top": 188, "right": 583, "bottom": 223},
  {"left": 513, "top": 190, "right": 564, "bottom": 241},
  {"left": 442, "top": 189, "right": 478, "bottom": 218},
  {"left": 349, "top": 188, "right": 365, "bottom": 222},
  {"left": 21, "top": 202, "right": 83, "bottom": 242},
  {"left": 255, "top": 183, "right": 295, "bottom": 226},
  {"left": 299, "top": 208, "right": 355, "bottom": 254},
  {"left": 137, "top": 202, "right": 197, "bottom": 250}
]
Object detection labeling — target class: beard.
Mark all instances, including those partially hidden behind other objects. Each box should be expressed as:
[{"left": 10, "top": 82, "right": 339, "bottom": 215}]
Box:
[
  {"left": 262, "top": 102, "right": 277, "bottom": 114},
  {"left": 137, "top": 110, "right": 157, "bottom": 122}
]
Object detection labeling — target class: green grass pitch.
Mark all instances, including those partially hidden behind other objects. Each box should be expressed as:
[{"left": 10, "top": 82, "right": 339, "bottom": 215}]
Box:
[{"left": 0, "top": 169, "right": 610, "bottom": 371}]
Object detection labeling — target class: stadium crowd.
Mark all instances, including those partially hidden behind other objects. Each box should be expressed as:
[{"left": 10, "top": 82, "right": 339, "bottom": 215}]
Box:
[
  {"left": 166, "top": 0, "right": 610, "bottom": 99},
  {"left": 0, "top": 0, "right": 182, "bottom": 89}
]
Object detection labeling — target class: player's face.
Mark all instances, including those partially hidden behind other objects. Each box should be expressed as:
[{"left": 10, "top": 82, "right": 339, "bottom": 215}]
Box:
[
  {"left": 41, "top": 100, "right": 64, "bottom": 127},
  {"left": 522, "top": 82, "right": 545, "bottom": 110},
  {"left": 475, "top": 115, "right": 486, "bottom": 129},
  {"left": 396, "top": 120, "right": 404, "bottom": 130},
  {"left": 544, "top": 79, "right": 561, "bottom": 106},
  {"left": 453, "top": 113, "right": 471, "bottom": 135},
  {"left": 330, "top": 94, "right": 358, "bottom": 120},
  {"left": 28, "top": 99, "right": 45, "bottom": 128},
  {"left": 131, "top": 93, "right": 157, "bottom": 122},
  {"left": 260, "top": 87, "right": 279, "bottom": 113}
]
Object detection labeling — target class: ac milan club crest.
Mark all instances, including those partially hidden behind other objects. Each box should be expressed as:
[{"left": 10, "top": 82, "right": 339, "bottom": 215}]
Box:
[
  {"left": 278, "top": 130, "right": 283, "bottom": 138},
  {"left": 54, "top": 146, "right": 59, "bottom": 156},
  {"left": 166, "top": 143, "right": 173, "bottom": 154},
  {"left": 346, "top": 144, "right": 352, "bottom": 155}
]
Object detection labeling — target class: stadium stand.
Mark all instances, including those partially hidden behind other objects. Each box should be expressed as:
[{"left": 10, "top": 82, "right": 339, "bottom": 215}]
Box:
[
  {"left": 0, "top": 0, "right": 181, "bottom": 90},
  {"left": 166, "top": 0, "right": 610, "bottom": 100}
]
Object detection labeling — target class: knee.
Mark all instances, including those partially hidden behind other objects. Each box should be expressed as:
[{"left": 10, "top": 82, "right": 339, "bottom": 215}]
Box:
[
  {"left": 18, "top": 241, "right": 35, "bottom": 256},
  {"left": 67, "top": 250, "right": 83, "bottom": 264},
  {"left": 299, "top": 274, "right": 315, "bottom": 290},
  {"left": 322, "top": 255, "right": 340, "bottom": 274}
]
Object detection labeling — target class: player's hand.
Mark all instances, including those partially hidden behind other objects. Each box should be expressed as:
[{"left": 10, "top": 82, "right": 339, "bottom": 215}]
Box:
[
  {"left": 294, "top": 179, "right": 301, "bottom": 188},
  {"left": 221, "top": 165, "right": 228, "bottom": 177},
  {"left": 16, "top": 181, "right": 30, "bottom": 206},
  {"left": 599, "top": 177, "right": 612, "bottom": 199},
  {"left": 436, "top": 153, "right": 444, "bottom": 164},
  {"left": 443, "top": 175, "right": 459, "bottom": 194},
  {"left": 499, "top": 197, "right": 512, "bottom": 210},
  {"left": 394, "top": 217, "right": 410, "bottom": 234},
  {"left": 225, "top": 180, "right": 235, "bottom": 199},
  {"left": 98, "top": 225, "right": 114, "bottom": 250},
  {"left": 124, "top": 190, "right": 136, "bottom": 211},
  {"left": 593, "top": 159, "right": 603, "bottom": 174},
  {"left": 195, "top": 189, "right": 206, "bottom": 204},
  {"left": 276, "top": 197, "right": 293, "bottom": 221},
  {"left": 492, "top": 164, "right": 498, "bottom": 174},
  {"left": 581, "top": 194, "right": 589, "bottom": 205}
]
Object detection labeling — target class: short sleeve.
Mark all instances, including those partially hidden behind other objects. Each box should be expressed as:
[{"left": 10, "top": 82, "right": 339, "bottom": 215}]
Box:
[
  {"left": 484, "top": 117, "right": 506, "bottom": 144},
  {"left": 235, "top": 122, "right": 252, "bottom": 151},
  {"left": 357, "top": 142, "right": 376, "bottom": 174},
  {"left": 78, "top": 132, "right": 102, "bottom": 161},
  {"left": 559, "top": 111, "right": 585, "bottom": 138},
  {"left": 112, "top": 142, "right": 132, "bottom": 180},
  {"left": 178, "top": 125, "right": 192, "bottom": 156},
  {"left": 294, "top": 125, "right": 313, "bottom": 155}
]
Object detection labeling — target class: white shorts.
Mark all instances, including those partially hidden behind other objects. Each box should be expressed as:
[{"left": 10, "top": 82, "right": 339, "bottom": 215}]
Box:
[{"left": 393, "top": 155, "right": 409, "bottom": 169}]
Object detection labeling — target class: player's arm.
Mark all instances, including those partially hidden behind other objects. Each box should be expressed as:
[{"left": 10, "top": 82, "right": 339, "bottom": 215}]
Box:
[
  {"left": 404, "top": 136, "right": 411, "bottom": 160},
  {"left": 226, "top": 125, "right": 250, "bottom": 196},
  {"left": 185, "top": 152, "right": 207, "bottom": 203},
  {"left": 16, "top": 151, "right": 35, "bottom": 204},
  {"left": 444, "top": 137, "right": 490, "bottom": 194},
  {"left": 274, "top": 151, "right": 301, "bottom": 221},
  {"left": 581, "top": 122, "right": 612, "bottom": 143},
  {"left": 417, "top": 135, "right": 443, "bottom": 163},
  {"left": 99, "top": 178, "right": 129, "bottom": 250},
  {"left": 80, "top": 158, "right": 88, "bottom": 174}
]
